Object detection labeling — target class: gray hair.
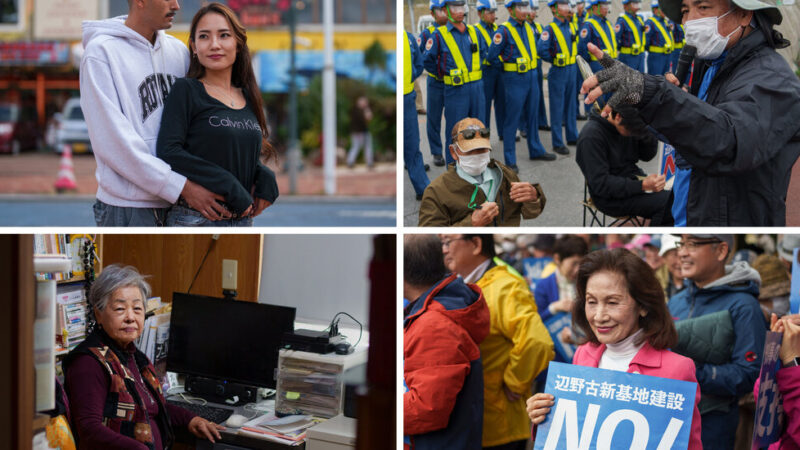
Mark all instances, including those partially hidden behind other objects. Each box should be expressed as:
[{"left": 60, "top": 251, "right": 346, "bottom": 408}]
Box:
[{"left": 89, "top": 264, "right": 151, "bottom": 312}]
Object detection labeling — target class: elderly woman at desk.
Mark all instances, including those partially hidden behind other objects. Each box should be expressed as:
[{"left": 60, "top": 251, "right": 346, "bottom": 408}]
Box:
[{"left": 63, "top": 264, "right": 223, "bottom": 449}]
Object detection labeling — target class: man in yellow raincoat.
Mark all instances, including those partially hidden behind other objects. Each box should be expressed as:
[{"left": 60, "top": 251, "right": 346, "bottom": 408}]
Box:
[{"left": 442, "top": 233, "right": 555, "bottom": 449}]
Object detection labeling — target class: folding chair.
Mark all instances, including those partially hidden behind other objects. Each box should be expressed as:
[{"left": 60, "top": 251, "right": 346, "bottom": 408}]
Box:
[{"left": 582, "top": 182, "right": 647, "bottom": 227}]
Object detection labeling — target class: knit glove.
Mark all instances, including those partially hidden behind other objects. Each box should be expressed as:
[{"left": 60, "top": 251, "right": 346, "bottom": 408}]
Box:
[{"left": 595, "top": 51, "right": 645, "bottom": 110}]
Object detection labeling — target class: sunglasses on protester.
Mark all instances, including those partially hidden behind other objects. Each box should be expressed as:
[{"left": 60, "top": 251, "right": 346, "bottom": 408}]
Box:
[{"left": 457, "top": 127, "right": 491, "bottom": 140}]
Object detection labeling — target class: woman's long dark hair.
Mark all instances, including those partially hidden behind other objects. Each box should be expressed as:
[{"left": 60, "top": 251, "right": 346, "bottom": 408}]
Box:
[{"left": 187, "top": 2, "right": 275, "bottom": 161}]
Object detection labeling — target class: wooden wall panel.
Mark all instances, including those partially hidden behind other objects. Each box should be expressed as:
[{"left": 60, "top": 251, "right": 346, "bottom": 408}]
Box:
[{"left": 102, "top": 235, "right": 262, "bottom": 303}]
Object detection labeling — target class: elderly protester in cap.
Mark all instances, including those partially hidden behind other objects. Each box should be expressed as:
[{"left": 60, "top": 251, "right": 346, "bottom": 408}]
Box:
[
  {"left": 581, "top": 0, "right": 800, "bottom": 226},
  {"left": 64, "top": 265, "right": 223, "bottom": 450},
  {"left": 418, "top": 117, "right": 546, "bottom": 227},
  {"left": 527, "top": 248, "right": 703, "bottom": 448}
]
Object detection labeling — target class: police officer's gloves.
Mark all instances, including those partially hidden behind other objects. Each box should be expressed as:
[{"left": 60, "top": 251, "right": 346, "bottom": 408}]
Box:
[{"left": 595, "top": 52, "right": 644, "bottom": 111}]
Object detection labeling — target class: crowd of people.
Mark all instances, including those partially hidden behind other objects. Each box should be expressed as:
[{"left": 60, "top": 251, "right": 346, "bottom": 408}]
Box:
[
  {"left": 404, "top": 0, "right": 800, "bottom": 226},
  {"left": 404, "top": 233, "right": 800, "bottom": 449}
]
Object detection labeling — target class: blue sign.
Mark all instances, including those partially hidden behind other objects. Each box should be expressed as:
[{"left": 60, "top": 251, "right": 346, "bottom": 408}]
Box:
[
  {"left": 543, "top": 312, "right": 577, "bottom": 362},
  {"left": 791, "top": 248, "right": 800, "bottom": 315},
  {"left": 660, "top": 143, "right": 676, "bottom": 185},
  {"left": 753, "top": 331, "right": 784, "bottom": 448},
  {"left": 521, "top": 257, "right": 553, "bottom": 291},
  {"left": 534, "top": 362, "right": 697, "bottom": 450}
]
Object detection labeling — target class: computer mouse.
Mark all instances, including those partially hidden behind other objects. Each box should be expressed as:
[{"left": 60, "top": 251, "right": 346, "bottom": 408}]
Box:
[
  {"left": 226, "top": 414, "right": 248, "bottom": 428},
  {"left": 333, "top": 343, "right": 352, "bottom": 355}
]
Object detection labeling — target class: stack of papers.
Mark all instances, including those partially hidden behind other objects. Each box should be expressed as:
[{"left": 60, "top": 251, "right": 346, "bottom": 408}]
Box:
[{"left": 238, "top": 414, "right": 321, "bottom": 445}]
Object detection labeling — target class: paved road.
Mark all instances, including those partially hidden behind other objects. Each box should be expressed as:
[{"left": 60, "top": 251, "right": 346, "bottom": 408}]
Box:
[{"left": 0, "top": 195, "right": 396, "bottom": 227}]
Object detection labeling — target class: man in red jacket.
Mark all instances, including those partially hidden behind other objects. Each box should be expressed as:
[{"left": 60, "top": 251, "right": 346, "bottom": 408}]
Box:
[{"left": 403, "top": 235, "right": 490, "bottom": 450}]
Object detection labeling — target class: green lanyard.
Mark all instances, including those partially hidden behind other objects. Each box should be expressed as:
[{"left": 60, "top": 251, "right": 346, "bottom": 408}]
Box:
[{"left": 467, "top": 179, "right": 493, "bottom": 209}]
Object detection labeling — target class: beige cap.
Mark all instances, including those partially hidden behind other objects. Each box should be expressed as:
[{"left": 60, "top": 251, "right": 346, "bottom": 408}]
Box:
[{"left": 451, "top": 117, "right": 492, "bottom": 153}]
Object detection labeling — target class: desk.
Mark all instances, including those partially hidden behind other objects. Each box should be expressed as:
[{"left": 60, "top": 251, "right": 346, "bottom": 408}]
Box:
[{"left": 169, "top": 396, "right": 305, "bottom": 450}]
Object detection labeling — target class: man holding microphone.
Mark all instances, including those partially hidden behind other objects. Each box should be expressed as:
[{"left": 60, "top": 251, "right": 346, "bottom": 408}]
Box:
[{"left": 581, "top": 0, "right": 800, "bottom": 226}]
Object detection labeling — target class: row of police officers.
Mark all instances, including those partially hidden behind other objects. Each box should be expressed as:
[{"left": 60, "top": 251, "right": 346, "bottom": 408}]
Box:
[{"left": 404, "top": 0, "right": 686, "bottom": 199}]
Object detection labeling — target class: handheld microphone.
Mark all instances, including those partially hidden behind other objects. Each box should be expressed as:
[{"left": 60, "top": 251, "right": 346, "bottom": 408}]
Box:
[{"left": 673, "top": 45, "right": 696, "bottom": 89}]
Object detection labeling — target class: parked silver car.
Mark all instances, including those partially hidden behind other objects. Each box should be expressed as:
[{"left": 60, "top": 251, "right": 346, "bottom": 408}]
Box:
[{"left": 47, "top": 98, "right": 91, "bottom": 154}]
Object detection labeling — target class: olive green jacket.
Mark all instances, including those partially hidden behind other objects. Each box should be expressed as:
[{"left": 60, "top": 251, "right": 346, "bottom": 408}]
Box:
[{"left": 418, "top": 160, "right": 546, "bottom": 226}]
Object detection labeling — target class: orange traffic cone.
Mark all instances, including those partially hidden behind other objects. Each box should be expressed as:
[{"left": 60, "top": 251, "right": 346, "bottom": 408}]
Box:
[{"left": 54, "top": 144, "right": 77, "bottom": 193}]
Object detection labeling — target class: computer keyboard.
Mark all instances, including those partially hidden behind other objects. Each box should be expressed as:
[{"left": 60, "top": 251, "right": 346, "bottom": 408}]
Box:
[{"left": 167, "top": 399, "right": 235, "bottom": 424}]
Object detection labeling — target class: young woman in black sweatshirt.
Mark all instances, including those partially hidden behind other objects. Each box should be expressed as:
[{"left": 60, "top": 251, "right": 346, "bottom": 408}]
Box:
[{"left": 157, "top": 2, "right": 278, "bottom": 226}]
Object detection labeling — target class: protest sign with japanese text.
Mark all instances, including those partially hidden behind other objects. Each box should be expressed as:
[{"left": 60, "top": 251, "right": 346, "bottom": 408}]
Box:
[
  {"left": 753, "top": 331, "right": 784, "bottom": 448},
  {"left": 534, "top": 361, "right": 697, "bottom": 450},
  {"left": 543, "top": 312, "right": 577, "bottom": 362}
]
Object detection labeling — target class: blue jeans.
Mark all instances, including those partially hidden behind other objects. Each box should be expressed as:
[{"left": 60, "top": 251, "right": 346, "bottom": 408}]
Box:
[
  {"left": 165, "top": 205, "right": 253, "bottom": 227},
  {"left": 93, "top": 200, "right": 167, "bottom": 227}
]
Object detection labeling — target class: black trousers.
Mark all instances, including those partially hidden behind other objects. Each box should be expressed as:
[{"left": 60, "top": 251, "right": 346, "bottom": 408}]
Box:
[{"left": 593, "top": 190, "right": 674, "bottom": 226}]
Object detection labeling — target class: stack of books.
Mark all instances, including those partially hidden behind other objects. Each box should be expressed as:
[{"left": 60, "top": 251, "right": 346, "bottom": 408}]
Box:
[{"left": 55, "top": 284, "right": 87, "bottom": 352}]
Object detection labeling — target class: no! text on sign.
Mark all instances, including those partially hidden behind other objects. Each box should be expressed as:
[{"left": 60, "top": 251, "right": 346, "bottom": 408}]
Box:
[{"left": 534, "top": 361, "right": 697, "bottom": 450}]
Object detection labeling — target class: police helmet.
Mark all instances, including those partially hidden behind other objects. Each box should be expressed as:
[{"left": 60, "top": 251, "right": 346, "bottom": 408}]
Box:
[
  {"left": 504, "top": 0, "right": 530, "bottom": 7},
  {"left": 660, "top": 0, "right": 781, "bottom": 24},
  {"left": 547, "top": 0, "right": 570, "bottom": 6},
  {"left": 651, "top": 0, "right": 659, "bottom": 8},
  {"left": 531, "top": 0, "right": 540, "bottom": 8},
  {"left": 587, "top": 0, "right": 610, "bottom": 6},
  {"left": 429, "top": 0, "right": 446, "bottom": 9},
  {"left": 620, "top": 0, "right": 642, "bottom": 4},
  {"left": 444, "top": 0, "right": 467, "bottom": 5},
  {"left": 477, "top": 0, "right": 499, "bottom": 10}
]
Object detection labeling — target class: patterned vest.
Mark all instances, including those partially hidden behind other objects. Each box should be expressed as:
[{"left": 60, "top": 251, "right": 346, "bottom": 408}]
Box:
[{"left": 67, "top": 330, "right": 172, "bottom": 450}]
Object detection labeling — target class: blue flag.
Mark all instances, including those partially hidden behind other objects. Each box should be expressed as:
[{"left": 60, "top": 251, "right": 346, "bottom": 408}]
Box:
[
  {"left": 791, "top": 248, "right": 800, "bottom": 315},
  {"left": 534, "top": 361, "right": 697, "bottom": 450}
]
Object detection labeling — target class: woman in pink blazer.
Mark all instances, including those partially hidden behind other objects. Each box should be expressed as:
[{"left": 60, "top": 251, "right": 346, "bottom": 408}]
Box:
[{"left": 526, "top": 248, "right": 703, "bottom": 449}]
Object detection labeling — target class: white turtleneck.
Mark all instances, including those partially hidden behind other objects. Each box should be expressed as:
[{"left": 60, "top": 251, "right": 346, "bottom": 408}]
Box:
[{"left": 598, "top": 328, "right": 645, "bottom": 372}]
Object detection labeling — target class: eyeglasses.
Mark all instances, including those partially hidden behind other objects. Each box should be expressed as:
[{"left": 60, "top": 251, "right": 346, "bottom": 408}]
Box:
[
  {"left": 457, "top": 127, "right": 490, "bottom": 140},
  {"left": 675, "top": 240, "right": 721, "bottom": 251},
  {"left": 442, "top": 237, "right": 469, "bottom": 249}
]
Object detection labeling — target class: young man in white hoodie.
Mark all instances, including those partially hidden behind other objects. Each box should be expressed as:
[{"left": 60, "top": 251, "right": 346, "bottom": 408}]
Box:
[{"left": 81, "top": 0, "right": 227, "bottom": 226}]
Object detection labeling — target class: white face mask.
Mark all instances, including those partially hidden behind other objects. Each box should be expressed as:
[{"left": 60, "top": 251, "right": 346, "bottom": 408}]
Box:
[
  {"left": 502, "top": 242, "right": 517, "bottom": 254},
  {"left": 455, "top": 144, "right": 491, "bottom": 176},
  {"left": 685, "top": 9, "right": 739, "bottom": 60}
]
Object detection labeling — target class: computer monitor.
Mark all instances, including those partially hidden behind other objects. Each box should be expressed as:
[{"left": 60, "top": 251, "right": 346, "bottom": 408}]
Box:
[{"left": 167, "top": 293, "right": 296, "bottom": 389}]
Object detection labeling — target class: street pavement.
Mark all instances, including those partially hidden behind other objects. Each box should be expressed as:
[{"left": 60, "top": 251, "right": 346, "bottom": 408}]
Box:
[
  {"left": 0, "top": 194, "right": 395, "bottom": 227},
  {"left": 0, "top": 153, "right": 396, "bottom": 227},
  {"left": 403, "top": 78, "right": 800, "bottom": 227}
]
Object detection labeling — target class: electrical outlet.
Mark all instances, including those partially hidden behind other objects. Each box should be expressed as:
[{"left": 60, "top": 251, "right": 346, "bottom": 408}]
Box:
[{"left": 222, "top": 259, "right": 238, "bottom": 290}]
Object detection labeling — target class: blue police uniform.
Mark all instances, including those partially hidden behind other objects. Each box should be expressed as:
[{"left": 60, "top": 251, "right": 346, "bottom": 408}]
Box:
[
  {"left": 488, "top": 17, "right": 548, "bottom": 165},
  {"left": 671, "top": 21, "right": 685, "bottom": 79},
  {"left": 404, "top": 32, "right": 431, "bottom": 197},
  {"left": 521, "top": 19, "right": 549, "bottom": 134},
  {"left": 537, "top": 16, "right": 579, "bottom": 149},
  {"left": 532, "top": 21, "right": 549, "bottom": 129},
  {"left": 423, "top": 22, "right": 487, "bottom": 165},
  {"left": 577, "top": 12, "right": 616, "bottom": 73},
  {"left": 474, "top": 20, "right": 506, "bottom": 140},
  {"left": 645, "top": 13, "right": 674, "bottom": 75},
  {"left": 615, "top": 9, "right": 647, "bottom": 71},
  {"left": 419, "top": 25, "right": 446, "bottom": 160},
  {"left": 573, "top": 9, "right": 589, "bottom": 116}
]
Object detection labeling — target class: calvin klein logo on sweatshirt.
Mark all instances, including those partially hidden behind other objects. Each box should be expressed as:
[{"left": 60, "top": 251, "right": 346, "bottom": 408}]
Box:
[
  {"left": 208, "top": 116, "right": 262, "bottom": 132},
  {"left": 139, "top": 73, "right": 177, "bottom": 123}
]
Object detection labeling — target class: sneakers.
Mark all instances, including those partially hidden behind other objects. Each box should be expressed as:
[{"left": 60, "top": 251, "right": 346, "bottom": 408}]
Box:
[
  {"left": 424, "top": 163, "right": 430, "bottom": 171},
  {"left": 417, "top": 109, "right": 426, "bottom": 115},
  {"left": 539, "top": 124, "right": 551, "bottom": 131},
  {"left": 577, "top": 114, "right": 588, "bottom": 121},
  {"left": 553, "top": 146, "right": 570, "bottom": 155},
  {"left": 416, "top": 193, "right": 423, "bottom": 201},
  {"left": 433, "top": 154, "right": 445, "bottom": 166},
  {"left": 530, "top": 153, "right": 557, "bottom": 161},
  {"left": 567, "top": 140, "right": 577, "bottom": 146}
]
